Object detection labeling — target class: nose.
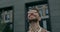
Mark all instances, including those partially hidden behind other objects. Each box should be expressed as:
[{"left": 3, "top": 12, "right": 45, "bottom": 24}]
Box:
[{"left": 30, "top": 13, "right": 34, "bottom": 15}]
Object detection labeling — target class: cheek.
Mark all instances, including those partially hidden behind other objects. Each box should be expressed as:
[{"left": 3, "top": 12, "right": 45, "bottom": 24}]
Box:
[
  {"left": 34, "top": 13, "right": 39, "bottom": 17},
  {"left": 28, "top": 14, "right": 30, "bottom": 18},
  {"left": 28, "top": 14, "right": 29, "bottom": 18},
  {"left": 28, "top": 13, "right": 30, "bottom": 16}
]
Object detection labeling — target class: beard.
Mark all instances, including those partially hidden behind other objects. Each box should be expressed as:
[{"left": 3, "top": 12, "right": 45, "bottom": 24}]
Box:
[{"left": 29, "top": 18, "right": 38, "bottom": 23}]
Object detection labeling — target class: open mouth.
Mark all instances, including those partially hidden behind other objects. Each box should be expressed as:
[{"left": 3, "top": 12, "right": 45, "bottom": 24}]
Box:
[{"left": 29, "top": 15, "right": 36, "bottom": 17}]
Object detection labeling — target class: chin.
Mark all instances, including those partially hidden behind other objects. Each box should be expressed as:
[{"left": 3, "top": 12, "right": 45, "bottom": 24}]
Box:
[
  {"left": 29, "top": 18, "right": 36, "bottom": 20},
  {"left": 29, "top": 18, "right": 38, "bottom": 23}
]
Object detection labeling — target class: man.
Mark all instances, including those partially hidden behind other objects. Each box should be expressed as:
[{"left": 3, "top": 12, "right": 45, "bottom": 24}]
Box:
[{"left": 27, "top": 8, "right": 49, "bottom": 32}]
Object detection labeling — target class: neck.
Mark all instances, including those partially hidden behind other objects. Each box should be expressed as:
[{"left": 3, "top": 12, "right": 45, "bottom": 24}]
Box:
[
  {"left": 29, "top": 21, "right": 41, "bottom": 32},
  {"left": 29, "top": 21, "right": 39, "bottom": 27}
]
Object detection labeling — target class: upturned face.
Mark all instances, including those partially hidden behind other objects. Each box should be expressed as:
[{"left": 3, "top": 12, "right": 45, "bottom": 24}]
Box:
[{"left": 28, "top": 10, "right": 40, "bottom": 21}]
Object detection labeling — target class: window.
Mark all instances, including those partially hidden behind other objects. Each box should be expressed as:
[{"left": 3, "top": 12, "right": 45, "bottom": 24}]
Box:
[
  {"left": 25, "top": 1, "right": 51, "bottom": 32},
  {"left": 0, "top": 6, "right": 14, "bottom": 32}
]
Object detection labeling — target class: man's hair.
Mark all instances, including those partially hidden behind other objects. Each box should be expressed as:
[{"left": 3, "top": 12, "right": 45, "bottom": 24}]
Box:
[{"left": 30, "top": 8, "right": 41, "bottom": 17}]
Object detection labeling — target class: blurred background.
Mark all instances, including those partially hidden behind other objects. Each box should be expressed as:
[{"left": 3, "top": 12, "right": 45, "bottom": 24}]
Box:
[{"left": 0, "top": 0, "right": 60, "bottom": 32}]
